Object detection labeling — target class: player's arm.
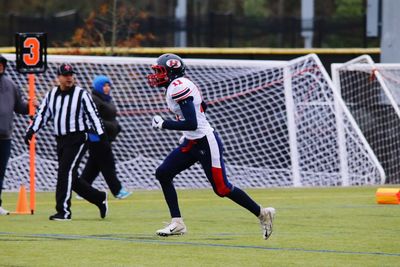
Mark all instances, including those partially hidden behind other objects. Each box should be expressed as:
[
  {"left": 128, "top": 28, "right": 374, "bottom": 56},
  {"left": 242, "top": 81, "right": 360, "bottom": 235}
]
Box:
[{"left": 152, "top": 97, "right": 197, "bottom": 131}]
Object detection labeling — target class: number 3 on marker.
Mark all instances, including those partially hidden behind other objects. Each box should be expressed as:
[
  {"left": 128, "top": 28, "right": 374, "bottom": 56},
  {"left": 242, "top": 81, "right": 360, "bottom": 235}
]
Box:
[{"left": 23, "top": 37, "right": 40, "bottom": 66}]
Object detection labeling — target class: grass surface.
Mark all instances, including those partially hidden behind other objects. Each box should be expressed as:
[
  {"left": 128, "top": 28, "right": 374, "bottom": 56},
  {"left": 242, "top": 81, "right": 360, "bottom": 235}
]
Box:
[{"left": 0, "top": 186, "right": 399, "bottom": 266}]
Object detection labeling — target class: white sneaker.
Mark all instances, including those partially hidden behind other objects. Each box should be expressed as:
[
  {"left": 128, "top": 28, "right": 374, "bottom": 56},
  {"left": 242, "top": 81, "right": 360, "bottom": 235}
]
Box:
[
  {"left": 0, "top": 206, "right": 10, "bottom": 215},
  {"left": 156, "top": 218, "right": 187, "bottom": 236},
  {"left": 259, "top": 207, "right": 275, "bottom": 240}
]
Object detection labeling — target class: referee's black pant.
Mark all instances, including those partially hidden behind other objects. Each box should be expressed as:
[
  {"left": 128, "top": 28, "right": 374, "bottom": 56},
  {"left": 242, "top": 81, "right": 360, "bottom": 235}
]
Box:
[{"left": 55, "top": 132, "right": 105, "bottom": 218}]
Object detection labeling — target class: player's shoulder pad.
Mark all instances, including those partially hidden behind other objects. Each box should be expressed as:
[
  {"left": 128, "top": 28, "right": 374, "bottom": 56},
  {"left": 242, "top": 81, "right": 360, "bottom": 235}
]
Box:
[{"left": 169, "top": 77, "right": 195, "bottom": 102}]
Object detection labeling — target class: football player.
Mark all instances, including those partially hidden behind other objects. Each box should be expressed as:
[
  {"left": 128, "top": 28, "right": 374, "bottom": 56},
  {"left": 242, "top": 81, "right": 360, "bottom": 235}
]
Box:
[{"left": 148, "top": 53, "right": 275, "bottom": 240}]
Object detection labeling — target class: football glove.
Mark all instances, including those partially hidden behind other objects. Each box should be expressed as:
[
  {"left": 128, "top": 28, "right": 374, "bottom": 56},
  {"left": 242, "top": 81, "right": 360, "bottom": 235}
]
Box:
[
  {"left": 152, "top": 115, "right": 164, "bottom": 129},
  {"left": 99, "top": 133, "right": 109, "bottom": 142}
]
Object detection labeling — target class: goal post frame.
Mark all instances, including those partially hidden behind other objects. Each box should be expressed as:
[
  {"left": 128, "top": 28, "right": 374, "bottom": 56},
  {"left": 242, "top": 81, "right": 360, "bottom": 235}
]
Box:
[
  {"left": 331, "top": 54, "right": 396, "bottom": 185},
  {"left": 0, "top": 53, "right": 387, "bottom": 190}
]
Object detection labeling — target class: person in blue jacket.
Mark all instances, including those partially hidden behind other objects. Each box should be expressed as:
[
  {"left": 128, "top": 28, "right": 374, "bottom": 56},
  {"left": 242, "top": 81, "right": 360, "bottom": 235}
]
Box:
[{"left": 78, "top": 75, "right": 131, "bottom": 199}]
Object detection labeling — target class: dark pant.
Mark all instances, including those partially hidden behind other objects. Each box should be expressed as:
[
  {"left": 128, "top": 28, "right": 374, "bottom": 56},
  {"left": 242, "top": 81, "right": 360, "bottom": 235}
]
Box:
[
  {"left": 155, "top": 132, "right": 233, "bottom": 217},
  {"left": 0, "top": 139, "right": 11, "bottom": 207},
  {"left": 55, "top": 132, "right": 105, "bottom": 217},
  {"left": 156, "top": 132, "right": 233, "bottom": 195},
  {"left": 80, "top": 140, "right": 122, "bottom": 196},
  {"left": 156, "top": 132, "right": 261, "bottom": 218}
]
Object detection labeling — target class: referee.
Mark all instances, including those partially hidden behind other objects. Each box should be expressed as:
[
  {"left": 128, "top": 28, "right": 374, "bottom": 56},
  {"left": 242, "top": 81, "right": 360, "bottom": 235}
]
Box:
[{"left": 24, "top": 63, "right": 108, "bottom": 221}]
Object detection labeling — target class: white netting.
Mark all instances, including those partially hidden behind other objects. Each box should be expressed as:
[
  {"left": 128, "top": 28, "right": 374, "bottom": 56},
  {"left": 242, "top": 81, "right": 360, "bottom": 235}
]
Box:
[
  {"left": 332, "top": 55, "right": 400, "bottom": 184},
  {"left": 288, "top": 55, "right": 383, "bottom": 186},
  {"left": 3, "top": 54, "right": 384, "bottom": 192}
]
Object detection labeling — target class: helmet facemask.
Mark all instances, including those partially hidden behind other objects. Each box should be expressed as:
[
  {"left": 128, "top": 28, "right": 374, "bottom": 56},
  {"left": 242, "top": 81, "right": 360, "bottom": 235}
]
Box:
[
  {"left": 147, "top": 64, "right": 169, "bottom": 87},
  {"left": 147, "top": 54, "right": 186, "bottom": 88}
]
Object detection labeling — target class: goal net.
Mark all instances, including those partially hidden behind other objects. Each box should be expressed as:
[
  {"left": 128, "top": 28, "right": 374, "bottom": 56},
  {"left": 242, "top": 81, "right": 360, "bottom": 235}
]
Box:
[
  {"left": 3, "top": 53, "right": 384, "bottom": 192},
  {"left": 332, "top": 55, "right": 400, "bottom": 184}
]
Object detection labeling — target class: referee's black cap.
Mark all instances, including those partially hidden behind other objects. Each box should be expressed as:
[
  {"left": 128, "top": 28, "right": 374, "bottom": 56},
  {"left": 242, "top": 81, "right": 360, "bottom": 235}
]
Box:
[{"left": 57, "top": 63, "right": 76, "bottom": 75}]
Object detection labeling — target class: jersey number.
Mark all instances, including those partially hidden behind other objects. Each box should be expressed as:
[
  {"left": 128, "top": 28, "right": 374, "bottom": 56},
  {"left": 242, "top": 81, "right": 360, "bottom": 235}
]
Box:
[{"left": 172, "top": 79, "right": 183, "bottom": 87}]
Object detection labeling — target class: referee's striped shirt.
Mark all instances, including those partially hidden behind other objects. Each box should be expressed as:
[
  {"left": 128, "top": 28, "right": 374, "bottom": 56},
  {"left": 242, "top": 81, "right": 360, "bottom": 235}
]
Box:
[{"left": 29, "top": 85, "right": 104, "bottom": 136}]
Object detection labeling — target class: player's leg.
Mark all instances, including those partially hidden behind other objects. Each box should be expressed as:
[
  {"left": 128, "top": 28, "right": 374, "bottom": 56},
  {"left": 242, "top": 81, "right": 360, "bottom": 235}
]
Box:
[
  {"left": 198, "top": 132, "right": 275, "bottom": 240},
  {"left": 155, "top": 144, "right": 196, "bottom": 236}
]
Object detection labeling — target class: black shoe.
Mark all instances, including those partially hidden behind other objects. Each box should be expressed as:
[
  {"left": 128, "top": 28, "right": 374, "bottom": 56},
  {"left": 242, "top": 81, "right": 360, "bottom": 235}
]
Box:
[
  {"left": 49, "top": 213, "right": 71, "bottom": 221},
  {"left": 98, "top": 192, "right": 108, "bottom": 219}
]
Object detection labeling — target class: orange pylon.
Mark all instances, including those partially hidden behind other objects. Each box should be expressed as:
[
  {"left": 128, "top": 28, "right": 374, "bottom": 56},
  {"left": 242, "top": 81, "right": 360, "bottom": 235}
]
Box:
[
  {"left": 376, "top": 188, "right": 400, "bottom": 204},
  {"left": 12, "top": 185, "right": 31, "bottom": 215}
]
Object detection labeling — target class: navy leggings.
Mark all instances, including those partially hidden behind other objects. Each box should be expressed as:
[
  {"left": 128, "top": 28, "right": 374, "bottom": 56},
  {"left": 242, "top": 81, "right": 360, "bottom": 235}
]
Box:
[
  {"left": 156, "top": 132, "right": 261, "bottom": 218},
  {"left": 156, "top": 132, "right": 232, "bottom": 197}
]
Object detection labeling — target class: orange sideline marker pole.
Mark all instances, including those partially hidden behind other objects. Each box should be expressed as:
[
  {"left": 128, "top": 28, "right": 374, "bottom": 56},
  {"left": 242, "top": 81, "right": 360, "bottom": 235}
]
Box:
[{"left": 28, "top": 73, "right": 36, "bottom": 214}]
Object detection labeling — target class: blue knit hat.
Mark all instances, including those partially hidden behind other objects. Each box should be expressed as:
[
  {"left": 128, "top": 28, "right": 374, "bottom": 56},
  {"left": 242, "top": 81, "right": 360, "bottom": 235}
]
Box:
[{"left": 92, "top": 75, "right": 111, "bottom": 94}]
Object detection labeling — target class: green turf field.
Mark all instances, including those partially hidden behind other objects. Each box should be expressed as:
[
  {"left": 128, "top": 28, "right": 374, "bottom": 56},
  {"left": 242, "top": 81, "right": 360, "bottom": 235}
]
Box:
[{"left": 0, "top": 186, "right": 399, "bottom": 266}]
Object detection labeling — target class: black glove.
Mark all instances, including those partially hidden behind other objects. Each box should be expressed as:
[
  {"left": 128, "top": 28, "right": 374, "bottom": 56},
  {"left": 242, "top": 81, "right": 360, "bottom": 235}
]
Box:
[
  {"left": 24, "top": 129, "right": 34, "bottom": 146},
  {"left": 99, "top": 133, "right": 109, "bottom": 143}
]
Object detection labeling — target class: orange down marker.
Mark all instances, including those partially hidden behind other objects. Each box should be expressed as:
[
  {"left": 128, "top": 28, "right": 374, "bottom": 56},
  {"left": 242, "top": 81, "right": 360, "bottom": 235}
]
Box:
[{"left": 376, "top": 188, "right": 400, "bottom": 204}]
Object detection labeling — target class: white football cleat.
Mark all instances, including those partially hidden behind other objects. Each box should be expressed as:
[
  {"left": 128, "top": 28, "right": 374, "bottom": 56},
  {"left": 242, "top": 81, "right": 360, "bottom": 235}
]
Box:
[
  {"left": 156, "top": 218, "right": 187, "bottom": 236},
  {"left": 0, "top": 206, "right": 10, "bottom": 215},
  {"left": 259, "top": 207, "right": 275, "bottom": 240}
]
